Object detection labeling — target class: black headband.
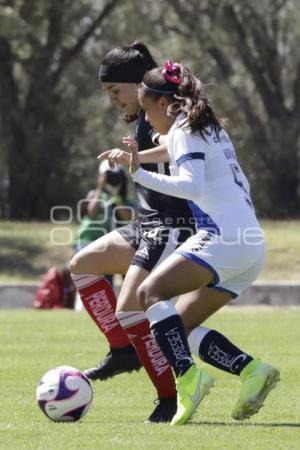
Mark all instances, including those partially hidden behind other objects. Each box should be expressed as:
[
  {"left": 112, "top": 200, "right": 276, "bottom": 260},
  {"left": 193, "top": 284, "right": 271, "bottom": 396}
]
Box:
[
  {"left": 99, "top": 61, "right": 148, "bottom": 83},
  {"left": 141, "top": 81, "right": 177, "bottom": 95}
]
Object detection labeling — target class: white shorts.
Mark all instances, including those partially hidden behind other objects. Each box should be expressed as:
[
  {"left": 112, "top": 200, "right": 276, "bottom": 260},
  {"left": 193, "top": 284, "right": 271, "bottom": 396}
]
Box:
[{"left": 175, "top": 229, "right": 265, "bottom": 298}]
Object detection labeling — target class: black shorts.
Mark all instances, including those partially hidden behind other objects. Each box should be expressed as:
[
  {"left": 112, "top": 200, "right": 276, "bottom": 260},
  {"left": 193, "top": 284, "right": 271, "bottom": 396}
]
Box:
[{"left": 117, "top": 220, "right": 195, "bottom": 272}]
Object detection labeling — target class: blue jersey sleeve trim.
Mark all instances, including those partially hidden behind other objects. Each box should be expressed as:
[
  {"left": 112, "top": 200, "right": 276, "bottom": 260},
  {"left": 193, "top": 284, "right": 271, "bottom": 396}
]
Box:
[
  {"left": 175, "top": 250, "right": 220, "bottom": 285},
  {"left": 176, "top": 152, "right": 205, "bottom": 167}
]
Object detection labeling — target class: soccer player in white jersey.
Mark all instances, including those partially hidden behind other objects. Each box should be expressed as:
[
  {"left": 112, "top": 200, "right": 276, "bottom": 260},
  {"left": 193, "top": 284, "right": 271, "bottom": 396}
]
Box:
[{"left": 121, "top": 61, "right": 280, "bottom": 425}]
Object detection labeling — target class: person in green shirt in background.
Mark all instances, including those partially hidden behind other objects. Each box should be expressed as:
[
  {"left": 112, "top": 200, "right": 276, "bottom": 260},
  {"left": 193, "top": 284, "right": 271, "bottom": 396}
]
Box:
[{"left": 73, "top": 161, "right": 135, "bottom": 287}]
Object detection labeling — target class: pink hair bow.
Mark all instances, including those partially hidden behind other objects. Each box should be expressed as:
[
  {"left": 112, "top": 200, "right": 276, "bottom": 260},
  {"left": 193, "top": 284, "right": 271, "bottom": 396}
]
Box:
[{"left": 162, "top": 60, "right": 182, "bottom": 84}]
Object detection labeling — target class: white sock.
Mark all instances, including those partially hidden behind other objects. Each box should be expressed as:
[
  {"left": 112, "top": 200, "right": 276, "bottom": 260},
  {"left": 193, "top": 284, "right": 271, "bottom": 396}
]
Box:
[
  {"left": 145, "top": 301, "right": 178, "bottom": 326},
  {"left": 188, "top": 326, "right": 211, "bottom": 355}
]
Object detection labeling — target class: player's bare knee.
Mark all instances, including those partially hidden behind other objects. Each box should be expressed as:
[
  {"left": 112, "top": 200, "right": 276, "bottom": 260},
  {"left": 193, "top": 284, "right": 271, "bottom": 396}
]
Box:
[
  {"left": 115, "top": 303, "right": 133, "bottom": 314},
  {"left": 69, "top": 253, "right": 81, "bottom": 274},
  {"left": 69, "top": 250, "right": 94, "bottom": 275},
  {"left": 137, "top": 282, "right": 157, "bottom": 310}
]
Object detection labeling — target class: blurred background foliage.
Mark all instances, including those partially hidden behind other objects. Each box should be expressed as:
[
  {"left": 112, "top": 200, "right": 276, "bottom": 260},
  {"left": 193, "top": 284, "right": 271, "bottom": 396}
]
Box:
[{"left": 0, "top": 0, "right": 299, "bottom": 220}]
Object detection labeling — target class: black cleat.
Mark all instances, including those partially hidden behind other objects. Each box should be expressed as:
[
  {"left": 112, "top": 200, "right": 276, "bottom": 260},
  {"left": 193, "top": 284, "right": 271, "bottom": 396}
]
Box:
[
  {"left": 84, "top": 344, "right": 142, "bottom": 381},
  {"left": 144, "top": 397, "right": 177, "bottom": 424}
]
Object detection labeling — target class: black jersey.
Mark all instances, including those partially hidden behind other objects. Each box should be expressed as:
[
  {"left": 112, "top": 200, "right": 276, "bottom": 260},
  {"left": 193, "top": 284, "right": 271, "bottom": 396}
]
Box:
[{"left": 134, "top": 112, "right": 194, "bottom": 228}]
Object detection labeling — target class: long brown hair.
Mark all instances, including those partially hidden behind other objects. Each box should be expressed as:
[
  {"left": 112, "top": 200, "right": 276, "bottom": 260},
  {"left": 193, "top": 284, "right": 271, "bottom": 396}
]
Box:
[{"left": 141, "top": 64, "right": 226, "bottom": 138}]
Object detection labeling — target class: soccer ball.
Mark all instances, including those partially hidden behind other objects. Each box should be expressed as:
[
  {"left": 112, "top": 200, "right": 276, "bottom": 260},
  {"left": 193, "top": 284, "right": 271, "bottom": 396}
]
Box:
[{"left": 36, "top": 366, "right": 93, "bottom": 422}]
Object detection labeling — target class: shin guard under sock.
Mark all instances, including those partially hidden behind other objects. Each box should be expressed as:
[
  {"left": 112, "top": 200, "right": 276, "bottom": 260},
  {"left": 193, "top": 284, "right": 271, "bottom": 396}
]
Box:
[
  {"left": 116, "top": 311, "right": 177, "bottom": 398},
  {"left": 71, "top": 273, "right": 131, "bottom": 349},
  {"left": 188, "top": 326, "right": 253, "bottom": 375}
]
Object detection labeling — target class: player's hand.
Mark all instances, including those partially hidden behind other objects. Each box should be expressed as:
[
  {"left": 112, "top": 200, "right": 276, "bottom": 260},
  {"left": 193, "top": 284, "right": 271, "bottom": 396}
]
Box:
[
  {"left": 122, "top": 136, "right": 138, "bottom": 152},
  {"left": 97, "top": 148, "right": 130, "bottom": 168}
]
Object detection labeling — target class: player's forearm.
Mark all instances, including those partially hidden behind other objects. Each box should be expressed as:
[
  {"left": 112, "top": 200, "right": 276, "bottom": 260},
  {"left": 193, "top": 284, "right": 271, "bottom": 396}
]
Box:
[
  {"left": 139, "top": 144, "right": 169, "bottom": 164},
  {"left": 132, "top": 167, "right": 200, "bottom": 202}
]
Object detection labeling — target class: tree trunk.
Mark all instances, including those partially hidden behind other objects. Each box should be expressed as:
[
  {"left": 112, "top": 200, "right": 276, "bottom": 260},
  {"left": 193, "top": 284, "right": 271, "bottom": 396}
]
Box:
[
  {"left": 262, "top": 126, "right": 300, "bottom": 218},
  {"left": 1, "top": 1, "right": 120, "bottom": 220}
]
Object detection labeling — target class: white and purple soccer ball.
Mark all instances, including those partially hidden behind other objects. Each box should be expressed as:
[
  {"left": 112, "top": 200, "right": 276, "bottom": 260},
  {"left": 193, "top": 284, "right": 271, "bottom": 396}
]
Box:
[{"left": 36, "top": 366, "right": 93, "bottom": 422}]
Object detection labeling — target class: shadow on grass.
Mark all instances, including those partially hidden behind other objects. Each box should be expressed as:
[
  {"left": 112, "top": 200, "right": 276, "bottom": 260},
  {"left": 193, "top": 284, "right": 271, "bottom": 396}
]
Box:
[
  {"left": 190, "top": 420, "right": 300, "bottom": 428},
  {"left": 0, "top": 237, "right": 46, "bottom": 277},
  {"left": 83, "top": 419, "right": 300, "bottom": 428}
]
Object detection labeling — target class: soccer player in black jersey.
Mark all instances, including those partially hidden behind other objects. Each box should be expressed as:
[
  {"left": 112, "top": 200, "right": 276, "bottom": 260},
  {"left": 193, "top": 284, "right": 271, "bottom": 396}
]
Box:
[{"left": 70, "top": 42, "right": 195, "bottom": 423}]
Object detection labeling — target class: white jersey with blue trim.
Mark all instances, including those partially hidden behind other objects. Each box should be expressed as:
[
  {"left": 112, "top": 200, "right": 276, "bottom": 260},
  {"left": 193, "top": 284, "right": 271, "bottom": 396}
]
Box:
[{"left": 132, "top": 114, "right": 262, "bottom": 237}]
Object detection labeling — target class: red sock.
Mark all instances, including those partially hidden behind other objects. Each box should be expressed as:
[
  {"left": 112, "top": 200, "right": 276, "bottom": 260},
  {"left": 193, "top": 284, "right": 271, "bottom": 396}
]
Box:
[
  {"left": 116, "top": 312, "right": 176, "bottom": 398},
  {"left": 71, "top": 273, "right": 131, "bottom": 349}
]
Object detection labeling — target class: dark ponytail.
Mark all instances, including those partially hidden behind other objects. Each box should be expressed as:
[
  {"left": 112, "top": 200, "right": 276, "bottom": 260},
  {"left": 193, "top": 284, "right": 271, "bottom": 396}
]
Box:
[
  {"left": 130, "top": 41, "right": 157, "bottom": 70},
  {"left": 101, "top": 41, "right": 157, "bottom": 72},
  {"left": 142, "top": 64, "right": 226, "bottom": 139}
]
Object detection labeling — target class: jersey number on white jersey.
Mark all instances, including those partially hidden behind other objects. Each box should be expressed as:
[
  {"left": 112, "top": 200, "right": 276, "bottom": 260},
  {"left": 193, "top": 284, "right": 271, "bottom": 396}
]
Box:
[{"left": 229, "top": 164, "right": 253, "bottom": 208}]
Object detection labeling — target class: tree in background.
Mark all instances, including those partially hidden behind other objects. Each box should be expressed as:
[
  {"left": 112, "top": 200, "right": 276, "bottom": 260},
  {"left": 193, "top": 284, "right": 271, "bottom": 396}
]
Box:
[
  {"left": 0, "top": 0, "right": 120, "bottom": 219},
  {"left": 163, "top": 0, "right": 300, "bottom": 217},
  {"left": 0, "top": 0, "right": 299, "bottom": 219}
]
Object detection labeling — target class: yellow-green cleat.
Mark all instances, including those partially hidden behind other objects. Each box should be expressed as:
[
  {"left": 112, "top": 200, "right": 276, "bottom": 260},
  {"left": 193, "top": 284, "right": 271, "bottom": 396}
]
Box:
[
  {"left": 171, "top": 365, "right": 215, "bottom": 426},
  {"left": 232, "top": 359, "right": 280, "bottom": 420}
]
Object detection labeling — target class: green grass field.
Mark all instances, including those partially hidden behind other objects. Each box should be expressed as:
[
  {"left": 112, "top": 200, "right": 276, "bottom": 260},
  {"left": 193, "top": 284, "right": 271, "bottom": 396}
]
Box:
[
  {"left": 1, "top": 307, "right": 299, "bottom": 450},
  {"left": 1, "top": 220, "right": 300, "bottom": 283}
]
